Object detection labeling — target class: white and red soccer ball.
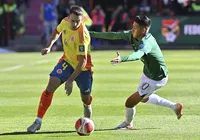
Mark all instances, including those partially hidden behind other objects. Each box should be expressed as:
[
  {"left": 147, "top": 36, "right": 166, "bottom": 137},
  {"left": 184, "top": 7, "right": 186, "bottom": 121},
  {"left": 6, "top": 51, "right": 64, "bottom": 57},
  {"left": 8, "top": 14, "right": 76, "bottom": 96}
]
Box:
[{"left": 75, "top": 117, "right": 94, "bottom": 136}]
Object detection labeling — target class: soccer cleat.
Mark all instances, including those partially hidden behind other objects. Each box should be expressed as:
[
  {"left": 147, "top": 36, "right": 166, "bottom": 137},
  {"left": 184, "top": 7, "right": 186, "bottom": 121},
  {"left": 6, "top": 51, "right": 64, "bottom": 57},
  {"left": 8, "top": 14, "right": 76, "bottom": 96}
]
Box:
[
  {"left": 114, "top": 121, "right": 133, "bottom": 130},
  {"left": 84, "top": 104, "right": 92, "bottom": 118},
  {"left": 27, "top": 119, "right": 42, "bottom": 133},
  {"left": 174, "top": 103, "right": 183, "bottom": 120}
]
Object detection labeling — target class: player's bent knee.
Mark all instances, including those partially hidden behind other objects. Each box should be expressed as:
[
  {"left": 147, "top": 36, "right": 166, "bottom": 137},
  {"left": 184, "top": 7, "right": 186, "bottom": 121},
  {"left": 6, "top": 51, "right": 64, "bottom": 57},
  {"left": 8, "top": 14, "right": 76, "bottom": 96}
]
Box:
[
  {"left": 46, "top": 84, "right": 58, "bottom": 93},
  {"left": 81, "top": 94, "right": 92, "bottom": 105},
  {"left": 141, "top": 98, "right": 149, "bottom": 103},
  {"left": 125, "top": 98, "right": 135, "bottom": 108},
  {"left": 125, "top": 92, "right": 143, "bottom": 108},
  {"left": 125, "top": 101, "right": 135, "bottom": 108},
  {"left": 46, "top": 76, "right": 61, "bottom": 92},
  {"left": 82, "top": 98, "right": 91, "bottom": 105}
]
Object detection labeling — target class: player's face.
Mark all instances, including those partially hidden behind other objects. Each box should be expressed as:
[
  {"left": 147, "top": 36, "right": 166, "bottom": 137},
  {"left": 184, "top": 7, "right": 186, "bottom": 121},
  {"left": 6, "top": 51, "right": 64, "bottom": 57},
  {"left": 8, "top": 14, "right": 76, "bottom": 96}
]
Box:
[
  {"left": 131, "top": 22, "right": 147, "bottom": 40},
  {"left": 69, "top": 13, "right": 82, "bottom": 30}
]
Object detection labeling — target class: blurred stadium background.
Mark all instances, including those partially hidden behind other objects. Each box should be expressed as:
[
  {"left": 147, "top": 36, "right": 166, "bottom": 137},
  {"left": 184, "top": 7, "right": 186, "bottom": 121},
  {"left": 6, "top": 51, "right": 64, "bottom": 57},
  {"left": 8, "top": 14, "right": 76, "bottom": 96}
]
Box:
[
  {"left": 1, "top": 1, "right": 200, "bottom": 139},
  {"left": 0, "top": 0, "right": 200, "bottom": 52}
]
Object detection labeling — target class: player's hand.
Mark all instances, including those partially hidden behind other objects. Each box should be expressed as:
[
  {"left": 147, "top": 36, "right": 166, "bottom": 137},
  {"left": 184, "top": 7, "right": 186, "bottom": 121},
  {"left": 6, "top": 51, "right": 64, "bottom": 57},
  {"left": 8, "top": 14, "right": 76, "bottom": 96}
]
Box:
[
  {"left": 65, "top": 79, "right": 73, "bottom": 96},
  {"left": 41, "top": 48, "right": 50, "bottom": 55},
  {"left": 110, "top": 51, "right": 121, "bottom": 65}
]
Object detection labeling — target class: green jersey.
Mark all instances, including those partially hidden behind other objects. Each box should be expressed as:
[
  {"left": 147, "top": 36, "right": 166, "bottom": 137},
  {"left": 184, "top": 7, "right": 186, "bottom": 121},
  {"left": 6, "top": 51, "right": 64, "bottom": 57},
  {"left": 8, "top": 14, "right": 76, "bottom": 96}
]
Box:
[{"left": 90, "top": 30, "right": 168, "bottom": 81}]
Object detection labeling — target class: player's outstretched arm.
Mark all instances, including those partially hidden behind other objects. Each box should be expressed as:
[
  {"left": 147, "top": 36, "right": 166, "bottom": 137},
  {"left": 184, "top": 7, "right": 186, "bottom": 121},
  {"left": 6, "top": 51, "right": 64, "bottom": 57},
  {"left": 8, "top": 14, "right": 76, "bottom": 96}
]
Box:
[
  {"left": 110, "top": 50, "right": 144, "bottom": 65},
  {"left": 89, "top": 31, "right": 130, "bottom": 40},
  {"left": 120, "top": 50, "right": 145, "bottom": 62},
  {"left": 41, "top": 29, "right": 61, "bottom": 55}
]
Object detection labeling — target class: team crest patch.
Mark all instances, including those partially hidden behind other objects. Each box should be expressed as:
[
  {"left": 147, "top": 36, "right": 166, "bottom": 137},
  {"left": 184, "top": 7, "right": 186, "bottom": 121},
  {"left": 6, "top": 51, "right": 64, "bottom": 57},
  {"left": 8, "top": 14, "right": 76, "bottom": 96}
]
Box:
[
  {"left": 70, "top": 36, "right": 75, "bottom": 42},
  {"left": 139, "top": 44, "right": 144, "bottom": 49},
  {"left": 79, "top": 45, "right": 85, "bottom": 52},
  {"left": 57, "top": 69, "right": 62, "bottom": 74}
]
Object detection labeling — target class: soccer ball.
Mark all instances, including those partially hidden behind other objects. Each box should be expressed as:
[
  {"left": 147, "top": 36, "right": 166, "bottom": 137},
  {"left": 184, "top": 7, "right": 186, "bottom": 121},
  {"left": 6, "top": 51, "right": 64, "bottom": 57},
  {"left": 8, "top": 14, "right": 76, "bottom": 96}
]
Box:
[{"left": 75, "top": 117, "right": 94, "bottom": 136}]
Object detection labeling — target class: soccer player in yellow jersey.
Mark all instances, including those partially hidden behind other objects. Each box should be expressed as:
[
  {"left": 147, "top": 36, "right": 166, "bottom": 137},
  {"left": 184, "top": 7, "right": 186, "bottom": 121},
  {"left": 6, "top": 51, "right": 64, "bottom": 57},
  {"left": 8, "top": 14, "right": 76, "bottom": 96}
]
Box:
[{"left": 27, "top": 5, "right": 93, "bottom": 133}]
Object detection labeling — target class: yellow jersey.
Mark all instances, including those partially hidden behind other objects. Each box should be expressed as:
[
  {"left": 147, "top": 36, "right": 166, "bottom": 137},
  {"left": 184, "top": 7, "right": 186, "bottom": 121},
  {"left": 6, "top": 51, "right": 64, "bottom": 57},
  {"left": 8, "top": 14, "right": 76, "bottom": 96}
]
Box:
[{"left": 56, "top": 17, "right": 93, "bottom": 71}]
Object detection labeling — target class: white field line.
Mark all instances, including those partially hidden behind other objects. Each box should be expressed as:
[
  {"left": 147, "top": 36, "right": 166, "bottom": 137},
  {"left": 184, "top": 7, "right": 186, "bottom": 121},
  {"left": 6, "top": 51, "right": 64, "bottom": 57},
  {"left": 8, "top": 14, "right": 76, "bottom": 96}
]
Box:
[
  {"left": 30, "top": 59, "right": 51, "bottom": 65},
  {"left": 0, "top": 59, "right": 56, "bottom": 72},
  {"left": 0, "top": 65, "right": 24, "bottom": 72}
]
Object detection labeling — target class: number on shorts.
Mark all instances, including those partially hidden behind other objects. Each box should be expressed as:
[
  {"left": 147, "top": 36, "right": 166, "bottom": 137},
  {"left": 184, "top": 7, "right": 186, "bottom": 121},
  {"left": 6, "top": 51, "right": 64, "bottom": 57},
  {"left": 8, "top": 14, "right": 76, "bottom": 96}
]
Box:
[
  {"left": 142, "top": 83, "right": 149, "bottom": 90},
  {"left": 62, "top": 62, "right": 68, "bottom": 70}
]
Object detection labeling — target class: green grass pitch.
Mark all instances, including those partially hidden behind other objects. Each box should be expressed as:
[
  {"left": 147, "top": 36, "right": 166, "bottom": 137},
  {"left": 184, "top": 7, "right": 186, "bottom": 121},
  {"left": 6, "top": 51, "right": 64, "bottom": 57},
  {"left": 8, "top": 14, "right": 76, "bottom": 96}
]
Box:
[{"left": 0, "top": 50, "right": 200, "bottom": 140}]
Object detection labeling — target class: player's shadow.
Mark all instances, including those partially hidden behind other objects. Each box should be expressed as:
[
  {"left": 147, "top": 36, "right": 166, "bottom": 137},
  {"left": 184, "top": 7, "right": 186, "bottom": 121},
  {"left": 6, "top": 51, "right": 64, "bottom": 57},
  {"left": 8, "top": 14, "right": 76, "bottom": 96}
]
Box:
[
  {"left": 0, "top": 130, "right": 76, "bottom": 136},
  {"left": 95, "top": 127, "right": 160, "bottom": 131},
  {"left": 0, "top": 127, "right": 160, "bottom": 136}
]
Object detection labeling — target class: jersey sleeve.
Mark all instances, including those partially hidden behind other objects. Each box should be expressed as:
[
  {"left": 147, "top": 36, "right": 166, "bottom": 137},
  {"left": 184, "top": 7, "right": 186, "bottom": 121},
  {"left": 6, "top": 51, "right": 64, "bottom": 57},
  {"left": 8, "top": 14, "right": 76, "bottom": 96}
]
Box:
[
  {"left": 138, "top": 41, "right": 152, "bottom": 54},
  {"left": 89, "top": 30, "right": 131, "bottom": 41},
  {"left": 56, "top": 19, "right": 65, "bottom": 33},
  {"left": 120, "top": 50, "right": 144, "bottom": 62},
  {"left": 77, "top": 28, "right": 90, "bottom": 56}
]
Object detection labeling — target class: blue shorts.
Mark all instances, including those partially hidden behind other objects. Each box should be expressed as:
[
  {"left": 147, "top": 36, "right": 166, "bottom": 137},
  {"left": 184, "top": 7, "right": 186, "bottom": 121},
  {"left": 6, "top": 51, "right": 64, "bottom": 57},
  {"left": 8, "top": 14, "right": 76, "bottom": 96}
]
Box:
[{"left": 50, "top": 60, "right": 93, "bottom": 95}]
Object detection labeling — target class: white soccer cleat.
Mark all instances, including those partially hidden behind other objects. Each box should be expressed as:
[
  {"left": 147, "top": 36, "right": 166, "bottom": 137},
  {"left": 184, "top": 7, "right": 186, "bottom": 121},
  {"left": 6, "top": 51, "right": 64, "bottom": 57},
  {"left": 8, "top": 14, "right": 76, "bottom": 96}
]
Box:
[
  {"left": 174, "top": 103, "right": 183, "bottom": 120},
  {"left": 115, "top": 121, "right": 133, "bottom": 130},
  {"left": 27, "top": 119, "right": 42, "bottom": 133}
]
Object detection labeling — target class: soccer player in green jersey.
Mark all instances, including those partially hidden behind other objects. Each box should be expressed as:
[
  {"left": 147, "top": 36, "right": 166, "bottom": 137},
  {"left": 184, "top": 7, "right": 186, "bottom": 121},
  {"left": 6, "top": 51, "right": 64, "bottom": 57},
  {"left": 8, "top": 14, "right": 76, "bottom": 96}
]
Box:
[{"left": 90, "top": 15, "right": 183, "bottom": 129}]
